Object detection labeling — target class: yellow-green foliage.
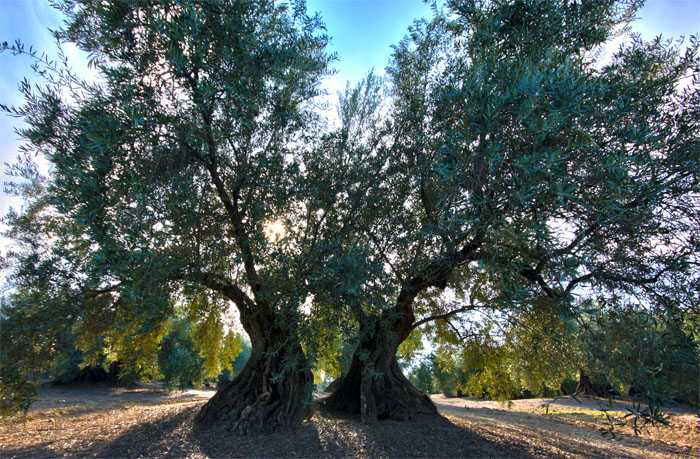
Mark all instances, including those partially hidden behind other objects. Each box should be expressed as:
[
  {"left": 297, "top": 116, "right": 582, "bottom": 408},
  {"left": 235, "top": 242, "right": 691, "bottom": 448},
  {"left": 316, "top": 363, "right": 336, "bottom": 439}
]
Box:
[
  {"left": 397, "top": 327, "right": 425, "bottom": 364},
  {"left": 72, "top": 307, "right": 168, "bottom": 380},
  {"left": 186, "top": 291, "right": 243, "bottom": 379},
  {"left": 429, "top": 302, "right": 580, "bottom": 400},
  {"left": 219, "top": 332, "right": 244, "bottom": 374},
  {"left": 435, "top": 331, "right": 520, "bottom": 401},
  {"left": 311, "top": 333, "right": 355, "bottom": 387}
]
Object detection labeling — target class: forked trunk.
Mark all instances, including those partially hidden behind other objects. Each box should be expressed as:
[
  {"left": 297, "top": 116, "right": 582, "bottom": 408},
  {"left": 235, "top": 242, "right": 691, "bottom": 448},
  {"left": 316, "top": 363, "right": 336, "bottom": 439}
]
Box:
[
  {"left": 325, "top": 328, "right": 438, "bottom": 422},
  {"left": 327, "top": 276, "right": 445, "bottom": 422}
]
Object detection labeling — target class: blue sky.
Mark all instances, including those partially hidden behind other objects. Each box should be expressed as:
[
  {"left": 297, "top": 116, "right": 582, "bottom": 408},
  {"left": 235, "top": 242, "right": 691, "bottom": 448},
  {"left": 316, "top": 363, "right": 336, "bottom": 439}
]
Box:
[{"left": 0, "top": 0, "right": 699, "bottom": 230}]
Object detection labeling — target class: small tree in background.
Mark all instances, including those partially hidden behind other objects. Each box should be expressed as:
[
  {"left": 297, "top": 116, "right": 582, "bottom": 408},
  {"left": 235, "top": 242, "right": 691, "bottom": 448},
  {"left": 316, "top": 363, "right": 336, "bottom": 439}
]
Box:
[
  {"left": 158, "top": 319, "right": 206, "bottom": 391},
  {"left": 408, "top": 356, "right": 437, "bottom": 395}
]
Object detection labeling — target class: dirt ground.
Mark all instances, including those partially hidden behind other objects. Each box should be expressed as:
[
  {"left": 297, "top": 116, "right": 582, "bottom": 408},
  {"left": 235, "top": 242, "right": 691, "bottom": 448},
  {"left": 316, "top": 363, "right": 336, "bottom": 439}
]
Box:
[
  {"left": 434, "top": 394, "right": 699, "bottom": 458},
  {"left": 1, "top": 384, "right": 698, "bottom": 458}
]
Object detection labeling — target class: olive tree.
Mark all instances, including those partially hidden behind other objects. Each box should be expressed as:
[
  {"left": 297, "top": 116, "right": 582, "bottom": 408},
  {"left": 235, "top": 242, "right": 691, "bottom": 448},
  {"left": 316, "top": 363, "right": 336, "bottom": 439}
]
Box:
[
  {"left": 2, "top": 0, "right": 331, "bottom": 434},
  {"left": 325, "top": 0, "right": 700, "bottom": 422}
]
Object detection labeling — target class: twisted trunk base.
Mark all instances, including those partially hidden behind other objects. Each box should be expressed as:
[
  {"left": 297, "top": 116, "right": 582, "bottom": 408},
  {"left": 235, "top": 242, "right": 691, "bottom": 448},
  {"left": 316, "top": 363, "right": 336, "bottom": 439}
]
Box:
[
  {"left": 195, "top": 351, "right": 312, "bottom": 435},
  {"left": 325, "top": 333, "right": 438, "bottom": 422},
  {"left": 576, "top": 370, "right": 617, "bottom": 397}
]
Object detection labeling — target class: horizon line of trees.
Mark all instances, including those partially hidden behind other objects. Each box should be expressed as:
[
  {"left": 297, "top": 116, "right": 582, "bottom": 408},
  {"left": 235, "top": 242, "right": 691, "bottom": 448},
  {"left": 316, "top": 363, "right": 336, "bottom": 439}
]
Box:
[{"left": 406, "top": 303, "right": 698, "bottom": 408}]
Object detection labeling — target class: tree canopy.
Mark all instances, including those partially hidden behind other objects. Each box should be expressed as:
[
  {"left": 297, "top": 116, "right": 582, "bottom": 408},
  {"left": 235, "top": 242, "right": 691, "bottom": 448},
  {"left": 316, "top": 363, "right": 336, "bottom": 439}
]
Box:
[
  {"left": 321, "top": 0, "right": 699, "bottom": 421},
  {"left": 1, "top": 0, "right": 698, "bottom": 435}
]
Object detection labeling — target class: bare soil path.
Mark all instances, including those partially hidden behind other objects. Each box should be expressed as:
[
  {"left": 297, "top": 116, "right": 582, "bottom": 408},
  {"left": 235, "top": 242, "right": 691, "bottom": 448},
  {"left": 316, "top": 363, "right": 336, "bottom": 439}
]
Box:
[
  {"left": 1, "top": 384, "right": 697, "bottom": 458},
  {"left": 433, "top": 395, "right": 699, "bottom": 458}
]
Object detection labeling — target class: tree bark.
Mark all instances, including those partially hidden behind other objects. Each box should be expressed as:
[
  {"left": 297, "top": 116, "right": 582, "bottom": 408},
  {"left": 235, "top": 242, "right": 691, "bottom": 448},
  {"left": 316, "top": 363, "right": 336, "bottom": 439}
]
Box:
[
  {"left": 195, "top": 316, "right": 312, "bottom": 435},
  {"left": 326, "top": 244, "right": 479, "bottom": 422},
  {"left": 195, "top": 344, "right": 312, "bottom": 435},
  {"left": 325, "top": 323, "right": 438, "bottom": 422},
  {"left": 576, "top": 369, "right": 615, "bottom": 397}
]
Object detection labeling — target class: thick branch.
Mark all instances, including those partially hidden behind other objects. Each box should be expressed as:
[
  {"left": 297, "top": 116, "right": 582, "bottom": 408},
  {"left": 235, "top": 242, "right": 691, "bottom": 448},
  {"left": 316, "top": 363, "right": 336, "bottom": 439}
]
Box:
[
  {"left": 603, "top": 262, "right": 680, "bottom": 287},
  {"left": 393, "top": 231, "right": 485, "bottom": 340},
  {"left": 564, "top": 271, "right": 596, "bottom": 295},
  {"left": 181, "top": 270, "right": 255, "bottom": 317},
  {"left": 202, "top": 160, "right": 264, "bottom": 300},
  {"left": 520, "top": 266, "right": 556, "bottom": 299},
  {"left": 180, "top": 71, "right": 266, "bottom": 307},
  {"left": 411, "top": 303, "right": 477, "bottom": 331},
  {"left": 78, "top": 282, "right": 123, "bottom": 298}
]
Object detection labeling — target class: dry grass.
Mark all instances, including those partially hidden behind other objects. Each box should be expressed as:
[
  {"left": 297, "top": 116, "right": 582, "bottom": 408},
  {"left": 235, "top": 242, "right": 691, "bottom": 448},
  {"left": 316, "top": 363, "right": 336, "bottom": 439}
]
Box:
[{"left": 1, "top": 385, "right": 697, "bottom": 458}]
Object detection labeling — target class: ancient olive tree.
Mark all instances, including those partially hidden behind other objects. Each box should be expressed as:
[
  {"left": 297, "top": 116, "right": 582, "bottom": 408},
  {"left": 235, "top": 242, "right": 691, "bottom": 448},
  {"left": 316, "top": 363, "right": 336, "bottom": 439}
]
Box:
[
  {"left": 324, "top": 0, "right": 700, "bottom": 422},
  {"left": 2, "top": 0, "right": 332, "bottom": 434}
]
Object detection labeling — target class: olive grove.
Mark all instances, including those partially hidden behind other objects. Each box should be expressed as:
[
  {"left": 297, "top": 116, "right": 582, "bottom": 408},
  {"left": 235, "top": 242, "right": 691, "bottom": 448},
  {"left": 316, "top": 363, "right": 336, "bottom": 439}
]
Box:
[{"left": 1, "top": 0, "right": 698, "bottom": 436}]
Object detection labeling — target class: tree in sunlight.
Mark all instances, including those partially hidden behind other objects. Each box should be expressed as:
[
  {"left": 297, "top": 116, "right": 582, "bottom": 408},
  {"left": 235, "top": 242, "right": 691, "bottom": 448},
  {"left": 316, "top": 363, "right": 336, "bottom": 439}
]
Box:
[
  {"left": 321, "top": 0, "right": 700, "bottom": 423},
  {"left": 1, "top": 0, "right": 332, "bottom": 434}
]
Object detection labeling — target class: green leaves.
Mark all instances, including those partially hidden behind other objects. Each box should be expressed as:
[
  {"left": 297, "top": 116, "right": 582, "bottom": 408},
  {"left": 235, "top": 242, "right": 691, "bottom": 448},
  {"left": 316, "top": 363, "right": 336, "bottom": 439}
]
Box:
[
  {"left": 1, "top": 0, "right": 338, "bottom": 417},
  {"left": 2, "top": 0, "right": 699, "bottom": 421}
]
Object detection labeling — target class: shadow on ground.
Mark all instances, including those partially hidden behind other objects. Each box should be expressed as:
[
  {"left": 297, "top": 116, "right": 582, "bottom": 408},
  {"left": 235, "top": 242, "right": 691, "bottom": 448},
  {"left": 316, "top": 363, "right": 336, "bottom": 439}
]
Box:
[
  {"left": 6, "top": 387, "right": 694, "bottom": 458},
  {"left": 89, "top": 403, "right": 550, "bottom": 458},
  {"left": 433, "top": 397, "right": 696, "bottom": 458},
  {"left": 27, "top": 384, "right": 214, "bottom": 418},
  {"left": 1, "top": 442, "right": 62, "bottom": 459}
]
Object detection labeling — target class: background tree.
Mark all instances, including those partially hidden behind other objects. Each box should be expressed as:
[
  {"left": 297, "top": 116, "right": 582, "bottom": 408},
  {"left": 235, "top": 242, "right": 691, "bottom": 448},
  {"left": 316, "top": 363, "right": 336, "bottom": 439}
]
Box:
[
  {"left": 0, "top": 162, "right": 244, "bottom": 407},
  {"left": 407, "top": 355, "right": 437, "bottom": 395},
  {"left": 419, "top": 297, "right": 698, "bottom": 431},
  {"left": 0, "top": 162, "right": 139, "bottom": 414},
  {"left": 216, "top": 337, "right": 252, "bottom": 388},
  {"left": 324, "top": 0, "right": 700, "bottom": 423},
  {"left": 158, "top": 315, "right": 244, "bottom": 391},
  {"left": 579, "top": 302, "right": 699, "bottom": 407},
  {"left": 2, "top": 0, "right": 332, "bottom": 434}
]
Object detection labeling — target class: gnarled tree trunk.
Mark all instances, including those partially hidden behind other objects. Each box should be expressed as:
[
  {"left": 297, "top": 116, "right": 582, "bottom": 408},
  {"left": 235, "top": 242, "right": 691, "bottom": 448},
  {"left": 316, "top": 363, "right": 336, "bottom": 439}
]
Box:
[
  {"left": 195, "top": 322, "right": 312, "bottom": 435},
  {"left": 326, "top": 320, "right": 438, "bottom": 422},
  {"left": 326, "top": 257, "right": 460, "bottom": 422}
]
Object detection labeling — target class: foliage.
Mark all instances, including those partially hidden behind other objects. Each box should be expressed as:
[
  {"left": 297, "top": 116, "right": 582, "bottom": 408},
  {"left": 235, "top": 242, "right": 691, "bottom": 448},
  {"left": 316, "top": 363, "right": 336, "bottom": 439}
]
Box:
[
  {"left": 580, "top": 304, "right": 699, "bottom": 406},
  {"left": 383, "top": 0, "right": 699, "bottom": 320},
  {"left": 181, "top": 294, "right": 244, "bottom": 381},
  {"left": 315, "top": 0, "right": 700, "bottom": 421},
  {"left": 417, "top": 298, "right": 698, "bottom": 415},
  {"left": 48, "top": 333, "right": 139, "bottom": 386},
  {"left": 397, "top": 327, "right": 426, "bottom": 369},
  {"left": 157, "top": 319, "right": 206, "bottom": 390},
  {"left": 407, "top": 356, "right": 436, "bottom": 395},
  {"left": 157, "top": 315, "right": 244, "bottom": 391},
  {"left": 1, "top": 0, "right": 333, "bottom": 423},
  {"left": 1, "top": 0, "right": 699, "bottom": 427},
  {"left": 216, "top": 337, "right": 252, "bottom": 388},
  {"left": 0, "top": 287, "right": 60, "bottom": 416},
  {"left": 0, "top": 168, "right": 114, "bottom": 414},
  {"left": 49, "top": 338, "right": 85, "bottom": 384},
  {"left": 311, "top": 333, "right": 356, "bottom": 388}
]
